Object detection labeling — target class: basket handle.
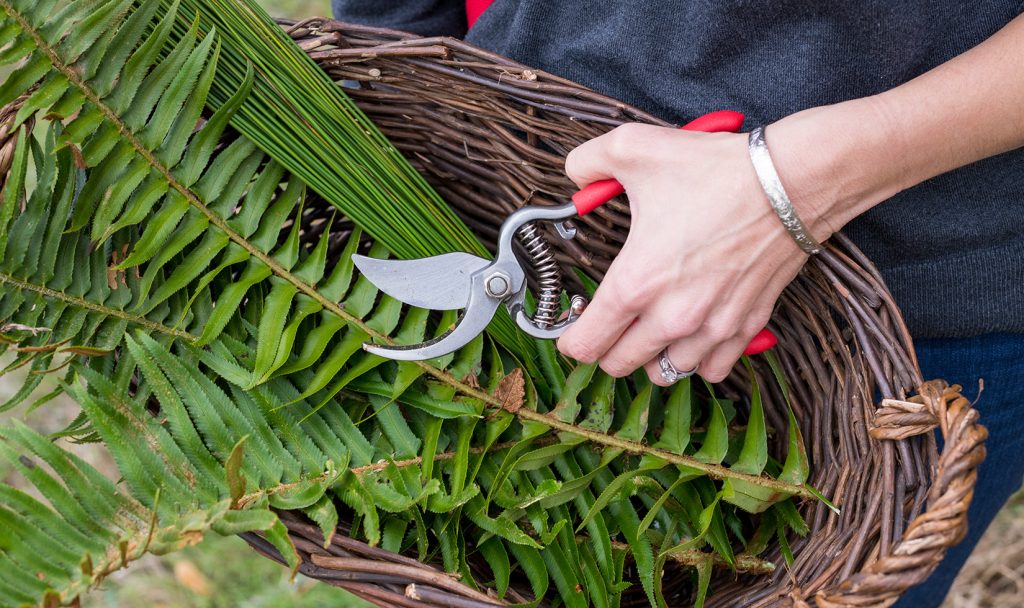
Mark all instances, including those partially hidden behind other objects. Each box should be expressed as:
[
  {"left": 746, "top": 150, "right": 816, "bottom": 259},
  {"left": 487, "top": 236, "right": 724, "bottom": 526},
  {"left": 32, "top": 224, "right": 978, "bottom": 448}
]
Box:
[{"left": 814, "top": 380, "right": 988, "bottom": 605}]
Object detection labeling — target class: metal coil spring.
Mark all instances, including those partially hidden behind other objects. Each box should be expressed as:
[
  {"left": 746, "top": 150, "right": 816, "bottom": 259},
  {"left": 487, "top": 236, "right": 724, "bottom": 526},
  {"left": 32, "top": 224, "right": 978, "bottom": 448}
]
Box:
[{"left": 517, "top": 223, "right": 562, "bottom": 328}]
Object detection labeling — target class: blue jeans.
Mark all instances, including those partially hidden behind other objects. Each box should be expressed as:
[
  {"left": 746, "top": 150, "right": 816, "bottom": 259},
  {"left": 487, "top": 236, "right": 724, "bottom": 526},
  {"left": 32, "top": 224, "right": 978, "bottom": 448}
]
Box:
[{"left": 894, "top": 332, "right": 1024, "bottom": 607}]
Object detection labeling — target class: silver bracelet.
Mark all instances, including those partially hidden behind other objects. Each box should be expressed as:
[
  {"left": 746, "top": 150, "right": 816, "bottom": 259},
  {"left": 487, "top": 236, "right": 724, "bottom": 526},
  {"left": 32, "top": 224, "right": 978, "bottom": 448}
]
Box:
[{"left": 747, "top": 126, "right": 822, "bottom": 255}]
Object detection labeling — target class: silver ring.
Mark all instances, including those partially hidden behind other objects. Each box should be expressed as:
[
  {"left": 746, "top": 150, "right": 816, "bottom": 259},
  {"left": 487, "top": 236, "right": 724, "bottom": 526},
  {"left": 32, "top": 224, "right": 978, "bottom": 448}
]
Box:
[{"left": 658, "top": 349, "right": 697, "bottom": 384}]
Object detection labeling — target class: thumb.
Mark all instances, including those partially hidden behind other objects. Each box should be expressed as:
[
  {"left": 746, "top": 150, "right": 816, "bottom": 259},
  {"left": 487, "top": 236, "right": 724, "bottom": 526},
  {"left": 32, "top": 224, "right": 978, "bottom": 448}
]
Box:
[{"left": 564, "top": 128, "right": 625, "bottom": 189}]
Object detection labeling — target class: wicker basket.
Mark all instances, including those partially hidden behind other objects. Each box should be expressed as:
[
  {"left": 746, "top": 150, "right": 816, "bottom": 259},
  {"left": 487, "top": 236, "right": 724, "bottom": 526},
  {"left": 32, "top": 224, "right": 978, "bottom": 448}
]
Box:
[
  {"left": 0, "top": 17, "right": 986, "bottom": 608},
  {"left": 249, "top": 20, "right": 988, "bottom": 607}
]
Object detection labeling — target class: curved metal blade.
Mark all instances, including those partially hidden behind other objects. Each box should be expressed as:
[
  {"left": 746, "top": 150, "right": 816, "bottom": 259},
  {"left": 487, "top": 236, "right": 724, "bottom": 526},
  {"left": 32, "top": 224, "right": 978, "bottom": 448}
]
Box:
[
  {"left": 352, "top": 252, "right": 490, "bottom": 311},
  {"left": 363, "top": 273, "right": 501, "bottom": 360}
]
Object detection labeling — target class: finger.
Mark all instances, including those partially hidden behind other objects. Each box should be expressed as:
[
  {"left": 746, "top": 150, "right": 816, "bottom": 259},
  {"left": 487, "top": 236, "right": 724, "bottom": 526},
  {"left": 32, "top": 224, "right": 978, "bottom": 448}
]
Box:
[
  {"left": 564, "top": 123, "right": 657, "bottom": 188},
  {"left": 648, "top": 304, "right": 739, "bottom": 381},
  {"left": 644, "top": 358, "right": 675, "bottom": 387},
  {"left": 556, "top": 291, "right": 636, "bottom": 364},
  {"left": 556, "top": 267, "right": 641, "bottom": 364},
  {"left": 596, "top": 313, "right": 672, "bottom": 378},
  {"left": 643, "top": 333, "right": 708, "bottom": 384},
  {"left": 661, "top": 338, "right": 705, "bottom": 380},
  {"left": 563, "top": 129, "right": 619, "bottom": 188},
  {"left": 693, "top": 285, "right": 787, "bottom": 383},
  {"left": 602, "top": 269, "right": 744, "bottom": 379},
  {"left": 698, "top": 335, "right": 752, "bottom": 383}
]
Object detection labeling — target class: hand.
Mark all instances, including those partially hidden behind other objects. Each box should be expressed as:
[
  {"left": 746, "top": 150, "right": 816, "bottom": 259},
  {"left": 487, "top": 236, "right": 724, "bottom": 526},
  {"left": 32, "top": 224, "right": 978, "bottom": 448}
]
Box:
[
  {"left": 559, "top": 12, "right": 1024, "bottom": 383},
  {"left": 556, "top": 123, "right": 825, "bottom": 384}
]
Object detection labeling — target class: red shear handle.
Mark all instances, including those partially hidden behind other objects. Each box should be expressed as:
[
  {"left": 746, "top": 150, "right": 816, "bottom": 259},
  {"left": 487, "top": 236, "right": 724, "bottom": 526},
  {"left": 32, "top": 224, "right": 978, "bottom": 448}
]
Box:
[
  {"left": 743, "top": 328, "right": 778, "bottom": 356},
  {"left": 570, "top": 110, "right": 744, "bottom": 216}
]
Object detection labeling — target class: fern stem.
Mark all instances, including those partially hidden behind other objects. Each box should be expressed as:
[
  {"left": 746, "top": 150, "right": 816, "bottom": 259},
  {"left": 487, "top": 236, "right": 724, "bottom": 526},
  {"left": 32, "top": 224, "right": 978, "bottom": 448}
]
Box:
[
  {"left": 0, "top": 271, "right": 197, "bottom": 342},
  {"left": 236, "top": 472, "right": 336, "bottom": 509},
  {"left": 609, "top": 540, "right": 775, "bottom": 574},
  {"left": 521, "top": 407, "right": 813, "bottom": 498},
  {"left": 349, "top": 419, "right": 810, "bottom": 499},
  {"left": 349, "top": 436, "right": 561, "bottom": 477}
]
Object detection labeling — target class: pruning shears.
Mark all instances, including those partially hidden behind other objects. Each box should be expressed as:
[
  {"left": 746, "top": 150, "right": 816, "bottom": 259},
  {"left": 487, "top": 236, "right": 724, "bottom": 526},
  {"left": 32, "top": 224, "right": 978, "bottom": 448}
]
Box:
[{"left": 353, "top": 110, "right": 777, "bottom": 361}]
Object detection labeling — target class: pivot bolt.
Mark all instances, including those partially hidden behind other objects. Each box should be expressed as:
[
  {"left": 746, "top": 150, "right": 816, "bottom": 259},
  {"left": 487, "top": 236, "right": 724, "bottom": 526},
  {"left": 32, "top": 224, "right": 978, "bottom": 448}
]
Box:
[{"left": 485, "top": 272, "right": 512, "bottom": 298}]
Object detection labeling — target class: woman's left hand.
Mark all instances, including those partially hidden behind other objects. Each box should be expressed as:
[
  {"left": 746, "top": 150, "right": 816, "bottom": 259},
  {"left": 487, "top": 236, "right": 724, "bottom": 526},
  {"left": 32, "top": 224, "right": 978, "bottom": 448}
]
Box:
[{"left": 556, "top": 123, "right": 826, "bottom": 384}]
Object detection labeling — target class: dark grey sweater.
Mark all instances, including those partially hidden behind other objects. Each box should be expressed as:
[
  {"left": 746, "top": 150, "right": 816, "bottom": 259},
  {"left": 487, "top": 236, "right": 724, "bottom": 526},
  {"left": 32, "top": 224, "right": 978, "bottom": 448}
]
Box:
[{"left": 332, "top": 0, "right": 1024, "bottom": 338}]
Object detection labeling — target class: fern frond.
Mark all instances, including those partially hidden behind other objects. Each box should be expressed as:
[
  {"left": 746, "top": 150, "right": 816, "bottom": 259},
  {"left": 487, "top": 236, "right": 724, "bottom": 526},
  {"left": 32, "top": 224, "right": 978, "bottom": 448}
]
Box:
[{"left": 0, "top": 419, "right": 288, "bottom": 608}]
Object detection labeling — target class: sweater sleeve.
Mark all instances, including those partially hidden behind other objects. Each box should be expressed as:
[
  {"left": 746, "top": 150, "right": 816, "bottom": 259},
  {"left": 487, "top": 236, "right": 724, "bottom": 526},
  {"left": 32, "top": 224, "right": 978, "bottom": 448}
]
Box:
[{"left": 331, "top": 0, "right": 468, "bottom": 38}]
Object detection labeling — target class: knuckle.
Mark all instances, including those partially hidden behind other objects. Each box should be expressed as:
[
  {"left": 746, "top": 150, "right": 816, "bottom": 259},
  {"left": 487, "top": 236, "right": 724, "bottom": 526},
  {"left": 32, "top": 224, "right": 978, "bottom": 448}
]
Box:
[
  {"left": 600, "top": 359, "right": 633, "bottom": 378},
  {"left": 741, "top": 319, "right": 766, "bottom": 340},
  {"left": 605, "top": 289, "right": 640, "bottom": 316},
  {"left": 662, "top": 311, "right": 703, "bottom": 340},
  {"left": 703, "top": 316, "right": 736, "bottom": 343},
  {"left": 560, "top": 337, "right": 599, "bottom": 364},
  {"left": 742, "top": 305, "right": 775, "bottom": 337},
  {"left": 609, "top": 275, "right": 660, "bottom": 312},
  {"left": 754, "top": 303, "right": 776, "bottom": 327},
  {"left": 606, "top": 123, "right": 645, "bottom": 162}
]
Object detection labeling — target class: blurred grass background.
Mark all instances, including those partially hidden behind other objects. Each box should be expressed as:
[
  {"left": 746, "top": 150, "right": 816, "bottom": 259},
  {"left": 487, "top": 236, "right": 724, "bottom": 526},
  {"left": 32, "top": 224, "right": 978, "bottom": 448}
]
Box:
[
  {"left": 1, "top": 0, "right": 1021, "bottom": 606},
  {"left": 263, "top": 0, "right": 326, "bottom": 20}
]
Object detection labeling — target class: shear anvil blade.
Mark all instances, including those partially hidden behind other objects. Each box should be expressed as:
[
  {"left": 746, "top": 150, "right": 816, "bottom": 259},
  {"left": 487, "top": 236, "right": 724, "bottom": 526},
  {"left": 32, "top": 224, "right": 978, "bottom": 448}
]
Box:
[
  {"left": 363, "top": 272, "right": 502, "bottom": 360},
  {"left": 352, "top": 252, "right": 491, "bottom": 310}
]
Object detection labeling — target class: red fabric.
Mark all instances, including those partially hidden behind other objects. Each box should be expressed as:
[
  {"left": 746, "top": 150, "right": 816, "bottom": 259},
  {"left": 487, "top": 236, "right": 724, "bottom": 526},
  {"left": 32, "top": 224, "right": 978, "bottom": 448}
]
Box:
[{"left": 466, "top": 0, "right": 494, "bottom": 28}]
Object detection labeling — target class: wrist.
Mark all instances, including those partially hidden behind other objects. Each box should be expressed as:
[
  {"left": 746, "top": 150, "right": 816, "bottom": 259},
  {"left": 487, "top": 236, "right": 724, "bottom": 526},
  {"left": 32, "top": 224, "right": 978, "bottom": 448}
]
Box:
[
  {"left": 764, "top": 95, "right": 907, "bottom": 239},
  {"left": 746, "top": 127, "right": 822, "bottom": 255}
]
